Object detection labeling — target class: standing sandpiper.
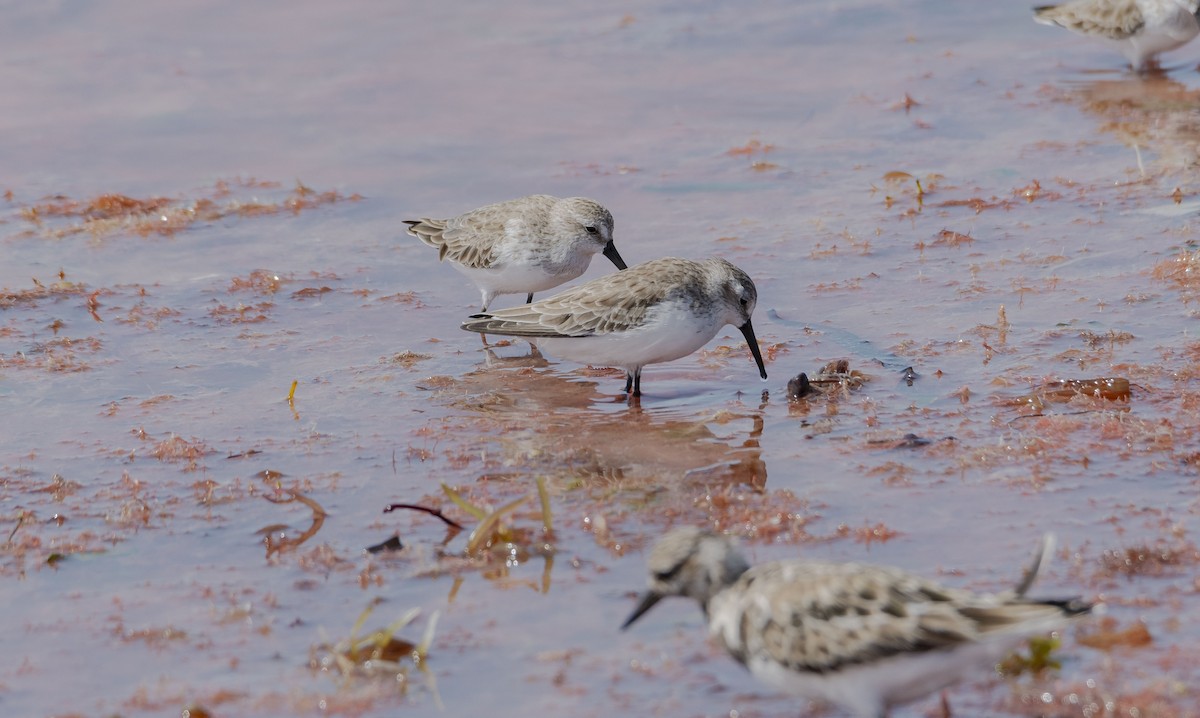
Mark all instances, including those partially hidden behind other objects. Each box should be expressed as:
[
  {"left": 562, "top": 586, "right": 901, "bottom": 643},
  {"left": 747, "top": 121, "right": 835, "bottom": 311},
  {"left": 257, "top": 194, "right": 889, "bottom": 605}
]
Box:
[
  {"left": 460, "top": 257, "right": 768, "bottom": 397},
  {"left": 405, "top": 195, "right": 627, "bottom": 311},
  {"left": 1033, "top": 0, "right": 1200, "bottom": 71}
]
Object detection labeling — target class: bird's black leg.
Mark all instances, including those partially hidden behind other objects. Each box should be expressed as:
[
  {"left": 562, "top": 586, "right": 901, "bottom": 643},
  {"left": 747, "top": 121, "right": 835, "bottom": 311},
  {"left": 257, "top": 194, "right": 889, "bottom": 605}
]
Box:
[
  {"left": 624, "top": 373, "right": 634, "bottom": 394},
  {"left": 525, "top": 292, "right": 534, "bottom": 304},
  {"left": 632, "top": 370, "right": 642, "bottom": 397}
]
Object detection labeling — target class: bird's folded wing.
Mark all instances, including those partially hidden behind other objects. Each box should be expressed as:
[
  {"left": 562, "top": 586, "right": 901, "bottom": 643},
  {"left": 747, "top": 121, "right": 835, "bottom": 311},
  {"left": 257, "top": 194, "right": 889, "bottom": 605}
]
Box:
[
  {"left": 726, "top": 564, "right": 987, "bottom": 672},
  {"left": 404, "top": 213, "right": 502, "bottom": 269},
  {"left": 460, "top": 263, "right": 685, "bottom": 337},
  {"left": 1033, "top": 1, "right": 1144, "bottom": 39}
]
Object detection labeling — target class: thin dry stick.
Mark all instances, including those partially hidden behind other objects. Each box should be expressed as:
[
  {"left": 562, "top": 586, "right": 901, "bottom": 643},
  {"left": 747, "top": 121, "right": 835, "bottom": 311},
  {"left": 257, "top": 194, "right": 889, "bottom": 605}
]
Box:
[{"left": 383, "top": 503, "right": 465, "bottom": 530}]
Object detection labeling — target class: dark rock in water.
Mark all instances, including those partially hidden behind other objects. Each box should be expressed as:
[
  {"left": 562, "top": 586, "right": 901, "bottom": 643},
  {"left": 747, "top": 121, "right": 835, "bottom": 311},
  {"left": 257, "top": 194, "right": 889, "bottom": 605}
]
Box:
[
  {"left": 366, "top": 535, "right": 404, "bottom": 554},
  {"left": 867, "top": 433, "right": 957, "bottom": 449},
  {"left": 896, "top": 433, "right": 930, "bottom": 448},
  {"left": 787, "top": 373, "right": 814, "bottom": 400}
]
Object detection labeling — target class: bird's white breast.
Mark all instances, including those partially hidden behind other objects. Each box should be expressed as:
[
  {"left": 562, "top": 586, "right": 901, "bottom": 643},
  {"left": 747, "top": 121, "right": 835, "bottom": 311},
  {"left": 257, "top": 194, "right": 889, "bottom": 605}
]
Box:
[{"left": 533, "top": 296, "right": 726, "bottom": 371}]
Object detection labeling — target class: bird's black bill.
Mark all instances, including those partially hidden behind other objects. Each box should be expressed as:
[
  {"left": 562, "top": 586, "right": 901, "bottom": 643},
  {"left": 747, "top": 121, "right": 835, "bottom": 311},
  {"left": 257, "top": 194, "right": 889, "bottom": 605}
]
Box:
[
  {"left": 739, "top": 320, "right": 768, "bottom": 379},
  {"left": 603, "top": 241, "right": 628, "bottom": 270},
  {"left": 620, "top": 591, "right": 663, "bottom": 630}
]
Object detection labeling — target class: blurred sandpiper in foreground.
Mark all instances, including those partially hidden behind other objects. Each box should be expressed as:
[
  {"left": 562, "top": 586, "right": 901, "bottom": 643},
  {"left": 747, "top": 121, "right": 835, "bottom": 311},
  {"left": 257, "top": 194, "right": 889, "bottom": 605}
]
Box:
[{"left": 622, "top": 527, "right": 1093, "bottom": 718}]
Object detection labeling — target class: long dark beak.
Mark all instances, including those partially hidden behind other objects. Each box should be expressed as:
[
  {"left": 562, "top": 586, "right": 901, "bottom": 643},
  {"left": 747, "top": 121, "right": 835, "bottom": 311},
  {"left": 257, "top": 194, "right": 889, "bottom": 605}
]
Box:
[
  {"left": 739, "top": 320, "right": 768, "bottom": 379},
  {"left": 603, "top": 241, "right": 628, "bottom": 270},
  {"left": 620, "top": 591, "right": 663, "bottom": 630}
]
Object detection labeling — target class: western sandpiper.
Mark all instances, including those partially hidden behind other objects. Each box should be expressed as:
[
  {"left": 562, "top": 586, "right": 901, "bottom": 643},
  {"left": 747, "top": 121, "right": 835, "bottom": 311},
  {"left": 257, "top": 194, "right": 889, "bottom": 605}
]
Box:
[
  {"left": 459, "top": 257, "right": 768, "bottom": 397},
  {"left": 622, "top": 527, "right": 1092, "bottom": 718},
  {"left": 404, "top": 195, "right": 627, "bottom": 311},
  {"left": 1033, "top": 0, "right": 1200, "bottom": 71}
]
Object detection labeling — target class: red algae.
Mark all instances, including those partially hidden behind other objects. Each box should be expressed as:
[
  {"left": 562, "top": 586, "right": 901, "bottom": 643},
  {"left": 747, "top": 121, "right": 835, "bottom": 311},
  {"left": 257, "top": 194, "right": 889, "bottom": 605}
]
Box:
[{"left": 6, "top": 180, "right": 357, "bottom": 242}]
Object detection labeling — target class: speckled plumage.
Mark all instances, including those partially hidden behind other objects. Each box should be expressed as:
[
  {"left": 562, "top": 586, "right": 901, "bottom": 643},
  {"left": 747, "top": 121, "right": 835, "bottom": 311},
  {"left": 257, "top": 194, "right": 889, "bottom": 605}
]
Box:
[
  {"left": 622, "top": 527, "right": 1092, "bottom": 718},
  {"left": 404, "top": 195, "right": 626, "bottom": 311},
  {"left": 460, "top": 257, "right": 768, "bottom": 396},
  {"left": 1033, "top": 0, "right": 1200, "bottom": 70}
]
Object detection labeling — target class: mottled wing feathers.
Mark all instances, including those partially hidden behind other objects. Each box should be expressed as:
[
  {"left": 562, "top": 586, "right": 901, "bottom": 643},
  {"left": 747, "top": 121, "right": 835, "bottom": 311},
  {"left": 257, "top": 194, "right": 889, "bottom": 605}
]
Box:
[
  {"left": 404, "top": 214, "right": 500, "bottom": 269},
  {"left": 719, "top": 562, "right": 1071, "bottom": 674},
  {"left": 1034, "top": 0, "right": 1144, "bottom": 39},
  {"left": 462, "top": 257, "right": 704, "bottom": 338},
  {"left": 404, "top": 196, "right": 559, "bottom": 270},
  {"left": 461, "top": 309, "right": 592, "bottom": 338}
]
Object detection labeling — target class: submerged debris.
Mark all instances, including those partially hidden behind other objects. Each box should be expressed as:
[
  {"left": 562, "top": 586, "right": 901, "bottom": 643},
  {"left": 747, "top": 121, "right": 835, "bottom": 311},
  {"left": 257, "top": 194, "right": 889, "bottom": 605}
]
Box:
[
  {"left": 311, "top": 598, "right": 439, "bottom": 699},
  {"left": 1097, "top": 541, "right": 1199, "bottom": 578},
  {"left": 866, "top": 433, "right": 943, "bottom": 449},
  {"left": 440, "top": 479, "right": 555, "bottom": 560},
  {"left": 1076, "top": 617, "right": 1153, "bottom": 650},
  {"left": 257, "top": 473, "right": 328, "bottom": 558},
  {"left": 786, "top": 359, "right": 870, "bottom": 402},
  {"left": 1010, "top": 377, "right": 1131, "bottom": 411},
  {"left": 9, "top": 179, "right": 360, "bottom": 242},
  {"left": 0, "top": 274, "right": 90, "bottom": 310},
  {"left": 998, "top": 635, "right": 1064, "bottom": 677}
]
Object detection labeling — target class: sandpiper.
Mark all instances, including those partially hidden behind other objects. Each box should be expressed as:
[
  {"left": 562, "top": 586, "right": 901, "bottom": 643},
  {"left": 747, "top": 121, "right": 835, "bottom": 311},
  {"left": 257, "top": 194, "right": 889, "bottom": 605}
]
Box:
[
  {"left": 1033, "top": 0, "right": 1200, "bottom": 71},
  {"left": 460, "top": 257, "right": 768, "bottom": 397},
  {"left": 404, "top": 195, "right": 627, "bottom": 311},
  {"left": 622, "top": 527, "right": 1092, "bottom": 718}
]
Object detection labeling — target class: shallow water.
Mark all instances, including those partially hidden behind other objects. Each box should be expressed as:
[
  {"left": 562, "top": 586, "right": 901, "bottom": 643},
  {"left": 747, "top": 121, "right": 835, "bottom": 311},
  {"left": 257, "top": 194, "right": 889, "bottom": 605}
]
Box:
[{"left": 5, "top": 0, "right": 1200, "bottom": 716}]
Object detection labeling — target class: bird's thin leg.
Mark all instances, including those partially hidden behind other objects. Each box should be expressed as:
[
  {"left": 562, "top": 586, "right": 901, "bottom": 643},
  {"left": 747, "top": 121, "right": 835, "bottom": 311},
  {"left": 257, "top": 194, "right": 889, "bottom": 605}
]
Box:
[
  {"left": 939, "top": 690, "right": 952, "bottom": 718},
  {"left": 525, "top": 292, "right": 534, "bottom": 304},
  {"left": 477, "top": 295, "right": 494, "bottom": 348},
  {"left": 624, "top": 373, "right": 634, "bottom": 394},
  {"left": 632, "top": 370, "right": 642, "bottom": 397}
]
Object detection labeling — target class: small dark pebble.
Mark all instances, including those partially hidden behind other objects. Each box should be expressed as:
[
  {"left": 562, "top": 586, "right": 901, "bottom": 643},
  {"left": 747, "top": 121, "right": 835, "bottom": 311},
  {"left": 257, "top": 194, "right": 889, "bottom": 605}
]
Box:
[
  {"left": 366, "top": 535, "right": 404, "bottom": 554},
  {"left": 867, "top": 433, "right": 957, "bottom": 449}
]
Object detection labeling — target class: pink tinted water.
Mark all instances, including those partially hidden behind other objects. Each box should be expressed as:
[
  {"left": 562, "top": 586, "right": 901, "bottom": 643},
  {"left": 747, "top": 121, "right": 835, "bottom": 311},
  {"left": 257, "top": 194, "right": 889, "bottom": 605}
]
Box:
[{"left": 3, "top": 0, "right": 1200, "bottom": 716}]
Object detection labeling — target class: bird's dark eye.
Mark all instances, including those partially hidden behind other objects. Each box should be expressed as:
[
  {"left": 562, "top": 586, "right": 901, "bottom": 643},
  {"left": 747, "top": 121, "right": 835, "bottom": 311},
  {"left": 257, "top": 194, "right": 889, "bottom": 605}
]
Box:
[{"left": 584, "top": 226, "right": 598, "bottom": 235}]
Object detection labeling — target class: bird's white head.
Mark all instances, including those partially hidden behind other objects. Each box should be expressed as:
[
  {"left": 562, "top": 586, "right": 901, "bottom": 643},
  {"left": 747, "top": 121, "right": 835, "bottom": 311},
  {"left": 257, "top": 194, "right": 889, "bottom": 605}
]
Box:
[
  {"left": 708, "top": 259, "right": 767, "bottom": 380},
  {"left": 553, "top": 197, "right": 626, "bottom": 269}
]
